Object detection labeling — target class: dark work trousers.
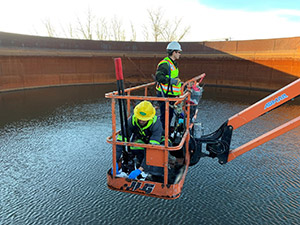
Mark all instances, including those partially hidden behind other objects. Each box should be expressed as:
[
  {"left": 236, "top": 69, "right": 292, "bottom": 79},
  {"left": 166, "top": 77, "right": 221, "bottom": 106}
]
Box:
[
  {"left": 116, "top": 145, "right": 163, "bottom": 176},
  {"left": 157, "top": 91, "right": 175, "bottom": 131},
  {"left": 116, "top": 146, "right": 144, "bottom": 164}
]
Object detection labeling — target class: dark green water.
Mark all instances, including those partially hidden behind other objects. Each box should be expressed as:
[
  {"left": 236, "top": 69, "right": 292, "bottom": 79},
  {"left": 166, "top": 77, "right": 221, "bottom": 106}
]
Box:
[{"left": 0, "top": 84, "right": 299, "bottom": 225}]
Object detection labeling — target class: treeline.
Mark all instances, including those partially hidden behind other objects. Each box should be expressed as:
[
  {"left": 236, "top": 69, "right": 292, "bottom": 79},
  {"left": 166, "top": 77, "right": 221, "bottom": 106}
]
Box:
[{"left": 42, "top": 7, "right": 190, "bottom": 42}]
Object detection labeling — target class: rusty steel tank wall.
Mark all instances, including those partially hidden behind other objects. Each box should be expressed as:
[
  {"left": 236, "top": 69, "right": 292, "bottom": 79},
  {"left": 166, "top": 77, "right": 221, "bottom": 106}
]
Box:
[{"left": 0, "top": 32, "right": 299, "bottom": 92}]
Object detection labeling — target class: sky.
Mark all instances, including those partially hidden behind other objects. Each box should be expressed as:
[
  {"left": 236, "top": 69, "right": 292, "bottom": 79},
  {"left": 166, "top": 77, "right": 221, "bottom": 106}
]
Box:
[{"left": 1, "top": 0, "right": 300, "bottom": 42}]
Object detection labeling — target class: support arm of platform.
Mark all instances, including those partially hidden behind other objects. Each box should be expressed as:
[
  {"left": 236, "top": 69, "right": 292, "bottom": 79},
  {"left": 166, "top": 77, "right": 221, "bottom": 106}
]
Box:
[{"left": 196, "top": 78, "right": 300, "bottom": 164}]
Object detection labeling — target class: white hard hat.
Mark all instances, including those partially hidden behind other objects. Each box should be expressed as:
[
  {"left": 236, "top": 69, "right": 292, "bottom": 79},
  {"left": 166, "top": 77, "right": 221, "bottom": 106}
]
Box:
[{"left": 166, "top": 41, "right": 182, "bottom": 51}]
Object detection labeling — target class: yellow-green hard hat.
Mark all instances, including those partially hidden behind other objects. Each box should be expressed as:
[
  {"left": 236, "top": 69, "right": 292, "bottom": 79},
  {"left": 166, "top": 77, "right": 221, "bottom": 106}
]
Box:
[{"left": 134, "top": 101, "right": 156, "bottom": 121}]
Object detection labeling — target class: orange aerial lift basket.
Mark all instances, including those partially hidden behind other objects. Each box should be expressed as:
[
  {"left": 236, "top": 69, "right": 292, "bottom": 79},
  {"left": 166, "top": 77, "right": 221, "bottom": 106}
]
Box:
[
  {"left": 105, "top": 58, "right": 300, "bottom": 200},
  {"left": 105, "top": 58, "right": 205, "bottom": 199}
]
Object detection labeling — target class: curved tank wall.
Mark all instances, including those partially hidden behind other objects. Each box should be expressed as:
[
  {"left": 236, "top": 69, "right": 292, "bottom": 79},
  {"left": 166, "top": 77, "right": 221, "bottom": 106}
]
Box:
[{"left": 0, "top": 32, "right": 299, "bottom": 92}]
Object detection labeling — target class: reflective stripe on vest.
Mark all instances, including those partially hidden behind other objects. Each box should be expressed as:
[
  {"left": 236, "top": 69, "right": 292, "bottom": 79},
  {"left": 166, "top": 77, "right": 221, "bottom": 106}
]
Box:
[
  {"left": 118, "top": 116, "right": 159, "bottom": 146},
  {"left": 130, "top": 139, "right": 146, "bottom": 150},
  {"left": 156, "top": 57, "right": 181, "bottom": 96},
  {"left": 158, "top": 83, "right": 181, "bottom": 95}
]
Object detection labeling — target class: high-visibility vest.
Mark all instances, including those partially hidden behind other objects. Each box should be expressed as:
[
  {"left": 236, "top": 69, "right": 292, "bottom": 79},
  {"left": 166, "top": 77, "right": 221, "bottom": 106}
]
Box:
[
  {"left": 131, "top": 115, "right": 160, "bottom": 149},
  {"left": 156, "top": 57, "right": 181, "bottom": 96},
  {"left": 117, "top": 115, "right": 160, "bottom": 150}
]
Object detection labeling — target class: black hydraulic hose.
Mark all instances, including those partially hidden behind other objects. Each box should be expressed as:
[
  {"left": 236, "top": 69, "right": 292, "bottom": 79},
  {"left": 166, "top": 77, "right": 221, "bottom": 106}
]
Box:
[
  {"left": 152, "top": 74, "right": 166, "bottom": 97},
  {"left": 119, "top": 80, "right": 130, "bottom": 147},
  {"left": 116, "top": 80, "right": 129, "bottom": 165}
]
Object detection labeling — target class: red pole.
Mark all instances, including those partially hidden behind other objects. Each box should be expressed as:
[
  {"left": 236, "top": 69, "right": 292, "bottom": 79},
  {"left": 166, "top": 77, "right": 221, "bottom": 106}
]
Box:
[{"left": 114, "top": 58, "right": 124, "bottom": 80}]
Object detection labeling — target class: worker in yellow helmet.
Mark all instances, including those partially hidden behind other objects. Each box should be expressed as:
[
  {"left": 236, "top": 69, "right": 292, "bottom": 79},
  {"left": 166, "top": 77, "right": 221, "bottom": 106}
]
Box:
[
  {"left": 114, "top": 100, "right": 163, "bottom": 179},
  {"left": 155, "top": 41, "right": 182, "bottom": 129}
]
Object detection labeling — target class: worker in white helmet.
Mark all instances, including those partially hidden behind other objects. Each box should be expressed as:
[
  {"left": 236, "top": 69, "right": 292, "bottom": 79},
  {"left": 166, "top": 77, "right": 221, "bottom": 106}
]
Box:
[{"left": 155, "top": 41, "right": 182, "bottom": 129}]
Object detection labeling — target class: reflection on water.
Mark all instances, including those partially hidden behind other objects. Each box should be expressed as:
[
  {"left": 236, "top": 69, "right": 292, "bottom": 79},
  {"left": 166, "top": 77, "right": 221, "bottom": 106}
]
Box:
[{"left": 0, "top": 85, "right": 299, "bottom": 225}]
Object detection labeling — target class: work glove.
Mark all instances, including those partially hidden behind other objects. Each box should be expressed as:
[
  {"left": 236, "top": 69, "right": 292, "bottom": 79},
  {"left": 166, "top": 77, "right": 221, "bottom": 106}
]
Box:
[
  {"left": 111, "top": 163, "right": 120, "bottom": 175},
  {"left": 170, "top": 78, "right": 181, "bottom": 86},
  {"left": 128, "top": 169, "right": 142, "bottom": 179}
]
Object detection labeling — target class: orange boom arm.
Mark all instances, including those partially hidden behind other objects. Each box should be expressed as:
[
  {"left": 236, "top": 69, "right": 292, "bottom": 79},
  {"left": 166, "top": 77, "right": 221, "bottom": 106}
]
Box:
[
  {"left": 197, "top": 78, "right": 300, "bottom": 164},
  {"left": 228, "top": 78, "right": 300, "bottom": 129}
]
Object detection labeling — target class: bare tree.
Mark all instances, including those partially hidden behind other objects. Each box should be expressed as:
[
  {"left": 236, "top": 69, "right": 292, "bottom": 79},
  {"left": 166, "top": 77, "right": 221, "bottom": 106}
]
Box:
[
  {"left": 161, "top": 18, "right": 191, "bottom": 42},
  {"left": 111, "top": 16, "right": 126, "bottom": 41},
  {"left": 96, "top": 18, "right": 110, "bottom": 40},
  {"left": 146, "top": 7, "right": 190, "bottom": 42},
  {"left": 61, "top": 23, "right": 76, "bottom": 39},
  {"left": 43, "top": 18, "right": 58, "bottom": 37},
  {"left": 142, "top": 24, "right": 150, "bottom": 41},
  {"left": 130, "top": 22, "right": 137, "bottom": 41},
  {"left": 177, "top": 26, "right": 191, "bottom": 41},
  {"left": 77, "top": 8, "right": 95, "bottom": 40},
  {"left": 147, "top": 8, "right": 165, "bottom": 41}
]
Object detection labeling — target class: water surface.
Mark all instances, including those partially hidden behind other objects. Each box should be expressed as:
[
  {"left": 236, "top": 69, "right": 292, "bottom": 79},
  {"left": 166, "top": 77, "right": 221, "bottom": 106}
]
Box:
[{"left": 0, "top": 84, "right": 299, "bottom": 225}]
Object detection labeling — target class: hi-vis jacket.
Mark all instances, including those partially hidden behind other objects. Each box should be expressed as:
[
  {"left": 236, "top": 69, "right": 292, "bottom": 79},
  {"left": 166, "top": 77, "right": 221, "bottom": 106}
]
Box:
[
  {"left": 156, "top": 57, "right": 181, "bottom": 96},
  {"left": 117, "top": 115, "right": 163, "bottom": 150}
]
